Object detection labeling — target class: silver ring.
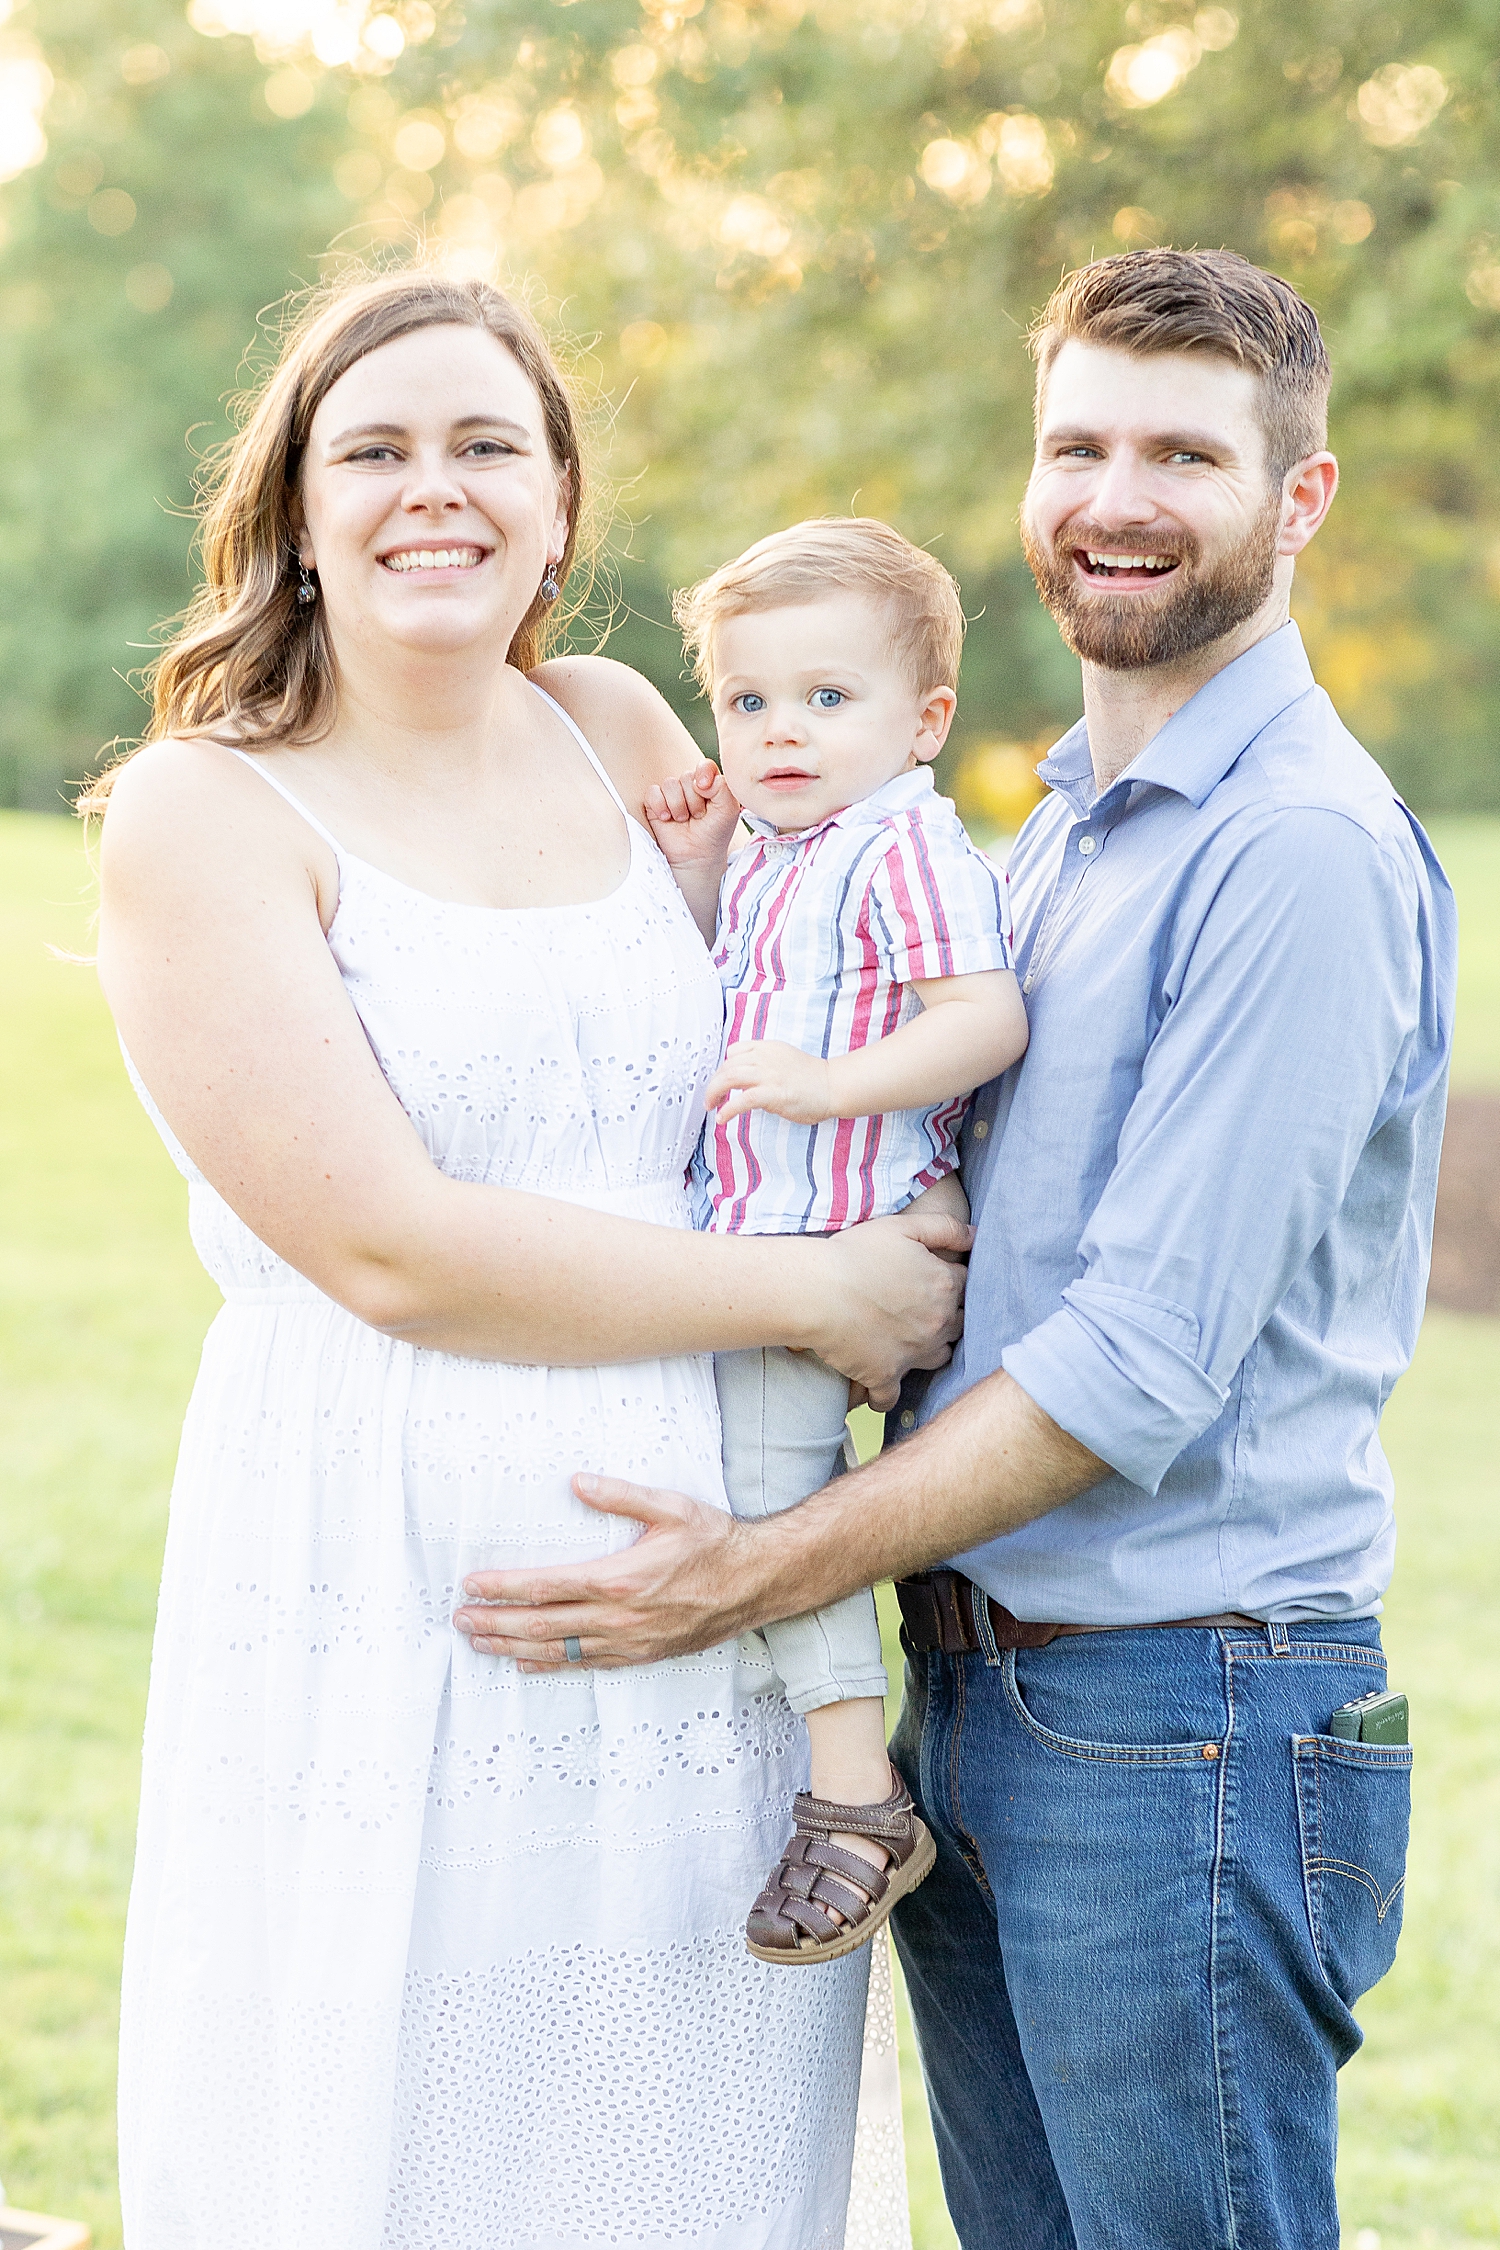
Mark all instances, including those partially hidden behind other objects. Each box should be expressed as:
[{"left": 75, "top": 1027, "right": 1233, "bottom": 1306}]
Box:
[{"left": 563, "top": 1636, "right": 584, "bottom": 1665}]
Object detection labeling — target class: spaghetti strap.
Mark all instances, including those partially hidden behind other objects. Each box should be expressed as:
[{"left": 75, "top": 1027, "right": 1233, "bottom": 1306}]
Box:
[
  {"left": 529, "top": 682, "right": 631, "bottom": 819},
  {"left": 223, "top": 745, "right": 347, "bottom": 857}
]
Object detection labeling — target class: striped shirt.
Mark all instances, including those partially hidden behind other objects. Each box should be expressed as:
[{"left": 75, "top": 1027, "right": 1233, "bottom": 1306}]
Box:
[{"left": 692, "top": 766, "right": 1012, "bottom": 1236}]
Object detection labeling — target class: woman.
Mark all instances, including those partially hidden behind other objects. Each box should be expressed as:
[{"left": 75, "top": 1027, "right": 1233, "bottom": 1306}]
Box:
[{"left": 92, "top": 268, "right": 965, "bottom": 2249}]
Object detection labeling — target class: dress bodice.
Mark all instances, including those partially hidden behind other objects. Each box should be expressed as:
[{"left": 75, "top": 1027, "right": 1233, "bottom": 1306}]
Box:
[{"left": 128, "top": 692, "right": 726, "bottom": 1302}]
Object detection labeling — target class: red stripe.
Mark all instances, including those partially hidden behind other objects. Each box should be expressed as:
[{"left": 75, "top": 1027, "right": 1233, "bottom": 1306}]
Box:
[
  {"left": 750, "top": 859, "right": 799, "bottom": 993},
  {"left": 879, "top": 838, "right": 930, "bottom": 979},
  {"left": 905, "top": 815, "right": 956, "bottom": 971},
  {"left": 854, "top": 1110, "right": 883, "bottom": 1223},
  {"left": 826, "top": 1115, "right": 856, "bottom": 1231}
]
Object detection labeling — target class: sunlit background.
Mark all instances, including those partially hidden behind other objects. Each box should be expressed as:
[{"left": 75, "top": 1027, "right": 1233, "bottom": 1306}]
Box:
[
  {"left": 2, "top": 8, "right": 1499, "bottom": 2249},
  {"left": 1, "top": 0, "right": 1499, "bottom": 833}
]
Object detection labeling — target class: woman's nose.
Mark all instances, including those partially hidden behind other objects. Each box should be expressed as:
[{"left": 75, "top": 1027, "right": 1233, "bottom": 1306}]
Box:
[{"left": 401, "top": 455, "right": 467, "bottom": 512}]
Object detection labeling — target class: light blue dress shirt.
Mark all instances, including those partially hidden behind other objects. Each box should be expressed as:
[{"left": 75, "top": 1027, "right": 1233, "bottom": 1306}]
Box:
[{"left": 908, "top": 623, "right": 1457, "bottom": 1623}]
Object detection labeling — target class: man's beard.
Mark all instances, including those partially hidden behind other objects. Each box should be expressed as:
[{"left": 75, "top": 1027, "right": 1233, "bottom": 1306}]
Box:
[{"left": 1019, "top": 498, "right": 1280, "bottom": 671}]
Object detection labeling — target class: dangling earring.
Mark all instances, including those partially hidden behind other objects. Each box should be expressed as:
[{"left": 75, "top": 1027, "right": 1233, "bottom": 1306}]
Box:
[
  {"left": 296, "top": 560, "right": 318, "bottom": 608},
  {"left": 539, "top": 563, "right": 561, "bottom": 607}
]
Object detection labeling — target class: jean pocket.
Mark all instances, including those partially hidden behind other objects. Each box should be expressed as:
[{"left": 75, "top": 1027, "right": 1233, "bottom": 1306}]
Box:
[
  {"left": 1005, "top": 1650, "right": 1210, "bottom": 1765},
  {"left": 1293, "top": 1734, "right": 1412, "bottom": 2006}
]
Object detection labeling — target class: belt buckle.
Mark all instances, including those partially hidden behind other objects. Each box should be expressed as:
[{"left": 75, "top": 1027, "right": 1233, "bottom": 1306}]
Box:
[{"left": 895, "top": 1571, "right": 980, "bottom": 1656}]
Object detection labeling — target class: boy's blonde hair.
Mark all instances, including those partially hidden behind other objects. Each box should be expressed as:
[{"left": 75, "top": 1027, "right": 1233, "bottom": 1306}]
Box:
[{"left": 673, "top": 518, "right": 965, "bottom": 698}]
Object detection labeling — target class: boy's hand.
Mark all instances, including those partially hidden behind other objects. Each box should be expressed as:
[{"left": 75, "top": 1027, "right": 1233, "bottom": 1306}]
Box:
[
  {"left": 707, "top": 1039, "right": 834, "bottom": 1126},
  {"left": 643, "top": 760, "right": 741, "bottom": 870}
]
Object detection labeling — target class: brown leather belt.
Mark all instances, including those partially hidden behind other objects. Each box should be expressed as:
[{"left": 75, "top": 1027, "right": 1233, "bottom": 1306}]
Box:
[{"left": 894, "top": 1570, "right": 1262, "bottom": 1656}]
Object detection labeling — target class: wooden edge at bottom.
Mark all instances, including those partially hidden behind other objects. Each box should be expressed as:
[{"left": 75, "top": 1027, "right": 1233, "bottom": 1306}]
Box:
[{"left": 0, "top": 2210, "right": 92, "bottom": 2250}]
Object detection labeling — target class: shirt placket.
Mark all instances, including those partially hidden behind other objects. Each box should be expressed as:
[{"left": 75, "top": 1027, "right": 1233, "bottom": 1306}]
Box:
[{"left": 1021, "top": 806, "right": 1116, "bottom": 997}]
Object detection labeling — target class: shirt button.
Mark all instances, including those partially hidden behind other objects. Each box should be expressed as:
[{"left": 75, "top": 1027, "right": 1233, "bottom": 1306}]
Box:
[
  {"left": 1077, "top": 834, "right": 1098, "bottom": 856},
  {"left": 899, "top": 1410, "right": 916, "bottom": 1430},
  {"left": 972, "top": 1119, "right": 989, "bottom": 1140}
]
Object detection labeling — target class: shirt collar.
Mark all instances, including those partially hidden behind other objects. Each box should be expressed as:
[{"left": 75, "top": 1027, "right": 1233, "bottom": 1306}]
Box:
[
  {"left": 1034, "top": 621, "right": 1317, "bottom": 819},
  {"left": 740, "top": 762, "right": 936, "bottom": 846}
]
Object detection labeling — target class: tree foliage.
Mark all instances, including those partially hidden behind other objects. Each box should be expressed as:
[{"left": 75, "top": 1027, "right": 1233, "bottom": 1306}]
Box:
[{"left": 2, "top": 0, "right": 1497, "bottom": 811}]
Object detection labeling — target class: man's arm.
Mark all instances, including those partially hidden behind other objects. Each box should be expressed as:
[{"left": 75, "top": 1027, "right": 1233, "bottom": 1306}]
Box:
[
  {"left": 998, "top": 808, "right": 1424, "bottom": 1492},
  {"left": 456, "top": 803, "right": 1428, "bottom": 1664},
  {"left": 454, "top": 1370, "right": 1106, "bottom": 1666}
]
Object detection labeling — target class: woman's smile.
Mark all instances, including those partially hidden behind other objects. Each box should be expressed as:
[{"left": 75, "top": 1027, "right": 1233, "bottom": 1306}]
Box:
[{"left": 378, "top": 541, "right": 492, "bottom": 575}]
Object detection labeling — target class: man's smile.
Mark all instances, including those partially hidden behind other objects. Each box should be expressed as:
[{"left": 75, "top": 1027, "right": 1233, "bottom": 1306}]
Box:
[{"left": 1075, "top": 547, "right": 1183, "bottom": 588}]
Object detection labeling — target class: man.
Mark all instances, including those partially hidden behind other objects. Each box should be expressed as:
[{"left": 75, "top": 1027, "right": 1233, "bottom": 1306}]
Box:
[{"left": 456, "top": 250, "right": 1456, "bottom": 2248}]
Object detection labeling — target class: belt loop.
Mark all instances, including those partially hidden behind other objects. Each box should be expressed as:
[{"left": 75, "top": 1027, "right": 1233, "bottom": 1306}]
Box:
[
  {"left": 1267, "top": 1620, "right": 1292, "bottom": 1655},
  {"left": 970, "top": 1583, "right": 1003, "bottom": 1668}
]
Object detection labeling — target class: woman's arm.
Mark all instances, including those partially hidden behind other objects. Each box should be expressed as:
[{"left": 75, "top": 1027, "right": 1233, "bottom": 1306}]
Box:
[
  {"left": 532, "top": 656, "right": 740, "bottom": 941},
  {"left": 528, "top": 654, "right": 708, "bottom": 822},
  {"left": 97, "top": 741, "right": 967, "bottom": 1396}
]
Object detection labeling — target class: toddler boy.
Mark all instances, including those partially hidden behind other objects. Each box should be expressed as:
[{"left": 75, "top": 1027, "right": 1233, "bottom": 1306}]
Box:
[{"left": 645, "top": 519, "right": 1028, "bottom": 1963}]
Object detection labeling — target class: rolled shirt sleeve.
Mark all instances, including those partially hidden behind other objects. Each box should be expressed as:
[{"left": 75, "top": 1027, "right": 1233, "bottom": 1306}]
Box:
[{"left": 1002, "top": 807, "right": 1425, "bottom": 1493}]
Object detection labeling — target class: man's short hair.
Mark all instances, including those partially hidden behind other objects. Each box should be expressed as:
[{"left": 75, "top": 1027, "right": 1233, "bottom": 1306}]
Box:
[
  {"left": 1029, "top": 248, "right": 1331, "bottom": 483},
  {"left": 674, "top": 518, "right": 965, "bottom": 697}
]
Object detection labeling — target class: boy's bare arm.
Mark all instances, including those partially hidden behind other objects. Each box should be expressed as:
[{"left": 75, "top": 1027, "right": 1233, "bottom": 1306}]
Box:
[
  {"left": 643, "top": 760, "right": 742, "bottom": 943},
  {"left": 706, "top": 969, "right": 1029, "bottom": 1126}
]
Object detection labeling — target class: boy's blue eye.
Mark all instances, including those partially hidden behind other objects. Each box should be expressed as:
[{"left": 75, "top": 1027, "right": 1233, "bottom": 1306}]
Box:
[
  {"left": 736, "top": 693, "right": 765, "bottom": 714},
  {"left": 812, "top": 689, "right": 844, "bottom": 710}
]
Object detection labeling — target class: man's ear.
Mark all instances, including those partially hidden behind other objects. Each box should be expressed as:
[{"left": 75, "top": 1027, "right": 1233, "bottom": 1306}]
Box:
[
  {"left": 1277, "top": 453, "right": 1338, "bottom": 557},
  {"left": 913, "top": 685, "right": 958, "bottom": 764}
]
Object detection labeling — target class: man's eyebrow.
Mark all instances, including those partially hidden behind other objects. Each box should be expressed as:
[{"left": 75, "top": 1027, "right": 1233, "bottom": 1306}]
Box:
[{"left": 1040, "top": 423, "right": 1235, "bottom": 456}]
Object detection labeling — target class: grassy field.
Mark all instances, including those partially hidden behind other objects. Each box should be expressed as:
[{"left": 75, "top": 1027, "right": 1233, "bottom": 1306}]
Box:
[{"left": 1, "top": 811, "right": 1497, "bottom": 2248}]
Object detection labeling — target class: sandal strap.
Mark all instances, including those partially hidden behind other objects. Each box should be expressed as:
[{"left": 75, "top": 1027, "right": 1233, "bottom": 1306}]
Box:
[
  {"left": 792, "top": 1768, "right": 918, "bottom": 1850},
  {"left": 780, "top": 1893, "right": 846, "bottom": 1943},
  {"left": 804, "top": 1839, "right": 891, "bottom": 1902}
]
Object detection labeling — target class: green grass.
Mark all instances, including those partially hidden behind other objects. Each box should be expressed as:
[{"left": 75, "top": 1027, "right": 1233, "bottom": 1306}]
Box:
[{"left": 1, "top": 810, "right": 1497, "bottom": 2248}]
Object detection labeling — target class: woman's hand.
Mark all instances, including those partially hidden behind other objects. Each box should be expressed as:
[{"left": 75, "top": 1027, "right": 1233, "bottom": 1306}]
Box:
[{"left": 803, "top": 1202, "right": 972, "bottom": 1409}]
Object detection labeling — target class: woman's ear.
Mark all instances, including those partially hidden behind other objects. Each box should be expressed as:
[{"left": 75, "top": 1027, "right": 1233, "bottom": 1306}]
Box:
[
  {"left": 287, "top": 494, "right": 315, "bottom": 572},
  {"left": 550, "top": 462, "right": 573, "bottom": 559}
]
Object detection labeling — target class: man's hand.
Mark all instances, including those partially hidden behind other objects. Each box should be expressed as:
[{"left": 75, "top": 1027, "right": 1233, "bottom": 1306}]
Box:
[
  {"left": 706, "top": 1038, "right": 834, "bottom": 1125},
  {"left": 643, "top": 760, "right": 742, "bottom": 942},
  {"left": 453, "top": 1475, "right": 753, "bottom": 1669},
  {"left": 451, "top": 1371, "right": 1110, "bottom": 1672}
]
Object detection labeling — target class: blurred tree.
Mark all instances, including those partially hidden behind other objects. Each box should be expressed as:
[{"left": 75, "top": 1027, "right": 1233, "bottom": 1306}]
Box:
[{"left": 1, "top": 0, "right": 1497, "bottom": 812}]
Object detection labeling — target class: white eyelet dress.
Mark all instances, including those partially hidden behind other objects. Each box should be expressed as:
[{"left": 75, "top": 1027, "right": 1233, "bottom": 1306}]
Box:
[{"left": 117, "top": 689, "right": 871, "bottom": 2250}]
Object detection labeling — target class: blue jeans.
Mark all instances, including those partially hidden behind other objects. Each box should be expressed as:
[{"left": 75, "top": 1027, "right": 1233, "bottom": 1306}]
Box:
[{"left": 890, "top": 1618, "right": 1412, "bottom": 2249}]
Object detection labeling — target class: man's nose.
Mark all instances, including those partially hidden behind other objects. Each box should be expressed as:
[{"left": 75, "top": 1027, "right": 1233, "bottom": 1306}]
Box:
[{"left": 1084, "top": 449, "right": 1163, "bottom": 530}]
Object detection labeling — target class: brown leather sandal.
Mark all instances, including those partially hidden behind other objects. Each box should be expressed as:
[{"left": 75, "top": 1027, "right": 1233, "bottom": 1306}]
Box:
[{"left": 745, "top": 1768, "right": 936, "bottom": 1965}]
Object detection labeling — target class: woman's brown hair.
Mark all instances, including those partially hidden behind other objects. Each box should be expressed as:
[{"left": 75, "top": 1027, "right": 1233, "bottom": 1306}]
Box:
[{"left": 80, "top": 266, "right": 589, "bottom": 811}]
